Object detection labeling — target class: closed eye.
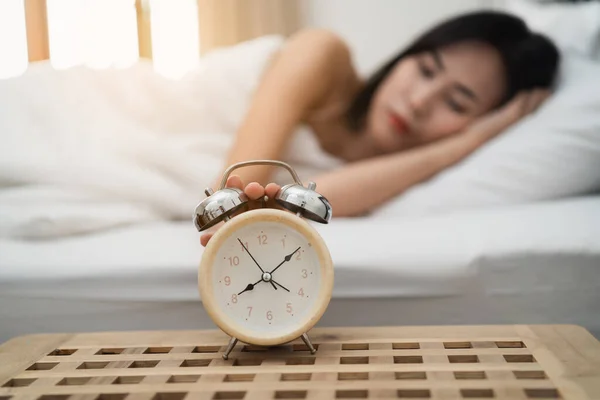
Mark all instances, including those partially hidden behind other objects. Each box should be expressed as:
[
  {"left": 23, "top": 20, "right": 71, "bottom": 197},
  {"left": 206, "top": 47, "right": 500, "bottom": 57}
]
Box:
[
  {"left": 418, "top": 61, "right": 435, "bottom": 79},
  {"left": 446, "top": 97, "right": 467, "bottom": 114}
]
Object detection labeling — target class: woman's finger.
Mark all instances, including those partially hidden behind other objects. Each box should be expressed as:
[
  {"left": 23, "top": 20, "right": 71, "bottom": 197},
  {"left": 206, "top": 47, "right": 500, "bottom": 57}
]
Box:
[
  {"left": 201, "top": 179, "right": 281, "bottom": 247},
  {"left": 517, "top": 91, "right": 531, "bottom": 118},
  {"left": 526, "top": 89, "right": 550, "bottom": 115},
  {"left": 245, "top": 182, "right": 265, "bottom": 200},
  {"left": 225, "top": 175, "right": 244, "bottom": 190},
  {"left": 199, "top": 221, "right": 223, "bottom": 247},
  {"left": 265, "top": 183, "right": 281, "bottom": 199},
  {"left": 499, "top": 91, "right": 528, "bottom": 122},
  {"left": 264, "top": 183, "right": 282, "bottom": 209},
  {"left": 200, "top": 232, "right": 213, "bottom": 247}
]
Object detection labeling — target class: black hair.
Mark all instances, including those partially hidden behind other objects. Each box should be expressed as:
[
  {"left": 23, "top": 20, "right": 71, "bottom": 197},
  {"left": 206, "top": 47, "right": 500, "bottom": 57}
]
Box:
[{"left": 346, "top": 11, "right": 561, "bottom": 131}]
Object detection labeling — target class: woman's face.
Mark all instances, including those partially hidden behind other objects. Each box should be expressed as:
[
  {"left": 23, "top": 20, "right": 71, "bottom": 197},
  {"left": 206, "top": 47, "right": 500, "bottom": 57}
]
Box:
[{"left": 366, "top": 40, "right": 507, "bottom": 153}]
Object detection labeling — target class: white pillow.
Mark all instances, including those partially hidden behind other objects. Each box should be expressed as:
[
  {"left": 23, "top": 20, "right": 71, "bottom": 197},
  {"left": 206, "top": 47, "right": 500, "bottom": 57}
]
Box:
[
  {"left": 373, "top": 52, "right": 600, "bottom": 218},
  {"left": 501, "top": 0, "right": 600, "bottom": 60}
]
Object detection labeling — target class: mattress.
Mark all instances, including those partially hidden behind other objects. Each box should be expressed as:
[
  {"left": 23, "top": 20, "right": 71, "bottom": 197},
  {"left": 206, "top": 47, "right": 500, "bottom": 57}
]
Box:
[{"left": 1, "top": 195, "right": 599, "bottom": 342}]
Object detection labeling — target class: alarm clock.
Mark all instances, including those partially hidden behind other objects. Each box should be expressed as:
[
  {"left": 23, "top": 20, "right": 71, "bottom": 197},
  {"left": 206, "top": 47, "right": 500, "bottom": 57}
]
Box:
[{"left": 193, "top": 160, "right": 334, "bottom": 359}]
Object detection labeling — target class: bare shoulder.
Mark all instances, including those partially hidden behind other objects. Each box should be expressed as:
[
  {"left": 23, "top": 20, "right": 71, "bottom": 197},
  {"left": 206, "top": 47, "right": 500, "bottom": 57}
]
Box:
[
  {"left": 268, "top": 29, "right": 355, "bottom": 84},
  {"left": 285, "top": 28, "right": 353, "bottom": 68},
  {"left": 287, "top": 28, "right": 352, "bottom": 56}
]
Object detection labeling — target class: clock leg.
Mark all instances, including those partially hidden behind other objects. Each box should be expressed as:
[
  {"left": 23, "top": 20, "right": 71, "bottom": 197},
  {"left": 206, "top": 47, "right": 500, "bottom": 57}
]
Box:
[
  {"left": 301, "top": 333, "right": 317, "bottom": 354},
  {"left": 222, "top": 336, "right": 238, "bottom": 360}
]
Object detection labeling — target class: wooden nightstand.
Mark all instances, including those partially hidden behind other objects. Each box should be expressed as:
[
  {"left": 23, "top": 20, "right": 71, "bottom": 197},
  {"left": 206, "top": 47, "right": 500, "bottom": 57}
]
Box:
[{"left": 1, "top": 325, "right": 599, "bottom": 399}]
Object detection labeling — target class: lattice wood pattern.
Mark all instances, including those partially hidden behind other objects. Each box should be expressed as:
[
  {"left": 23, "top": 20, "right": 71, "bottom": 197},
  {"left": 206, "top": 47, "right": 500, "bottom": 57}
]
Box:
[{"left": 1, "top": 325, "right": 599, "bottom": 400}]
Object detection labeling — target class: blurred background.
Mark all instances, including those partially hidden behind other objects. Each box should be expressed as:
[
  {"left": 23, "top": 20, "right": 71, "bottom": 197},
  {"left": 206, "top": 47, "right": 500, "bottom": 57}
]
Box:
[
  {"left": 1, "top": 0, "right": 599, "bottom": 343},
  {"left": 0, "top": 0, "right": 513, "bottom": 81}
]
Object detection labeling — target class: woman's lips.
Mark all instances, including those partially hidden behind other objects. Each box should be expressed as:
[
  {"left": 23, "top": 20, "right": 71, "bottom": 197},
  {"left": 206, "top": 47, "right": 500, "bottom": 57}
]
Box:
[{"left": 388, "top": 111, "right": 408, "bottom": 136}]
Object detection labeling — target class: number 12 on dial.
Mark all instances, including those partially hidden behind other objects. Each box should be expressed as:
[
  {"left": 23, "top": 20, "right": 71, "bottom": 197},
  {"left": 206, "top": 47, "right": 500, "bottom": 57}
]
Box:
[{"left": 199, "top": 209, "right": 333, "bottom": 347}]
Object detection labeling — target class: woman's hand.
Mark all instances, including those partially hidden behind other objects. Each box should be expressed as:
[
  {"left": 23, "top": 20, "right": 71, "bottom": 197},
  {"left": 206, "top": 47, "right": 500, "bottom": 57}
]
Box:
[
  {"left": 379, "top": 88, "right": 554, "bottom": 204},
  {"left": 464, "top": 88, "right": 551, "bottom": 146},
  {"left": 199, "top": 175, "right": 281, "bottom": 247}
]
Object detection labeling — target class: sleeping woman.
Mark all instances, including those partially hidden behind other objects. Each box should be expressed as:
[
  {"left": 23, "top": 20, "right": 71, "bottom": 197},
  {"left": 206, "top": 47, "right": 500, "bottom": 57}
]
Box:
[{"left": 201, "top": 10, "right": 560, "bottom": 247}]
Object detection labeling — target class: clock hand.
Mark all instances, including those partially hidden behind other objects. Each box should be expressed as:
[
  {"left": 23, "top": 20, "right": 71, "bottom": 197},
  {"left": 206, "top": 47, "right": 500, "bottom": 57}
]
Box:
[
  {"left": 269, "top": 246, "right": 301, "bottom": 275},
  {"left": 238, "top": 278, "right": 262, "bottom": 296},
  {"left": 271, "top": 279, "right": 290, "bottom": 292},
  {"left": 236, "top": 238, "right": 277, "bottom": 291},
  {"left": 237, "top": 238, "right": 266, "bottom": 274}
]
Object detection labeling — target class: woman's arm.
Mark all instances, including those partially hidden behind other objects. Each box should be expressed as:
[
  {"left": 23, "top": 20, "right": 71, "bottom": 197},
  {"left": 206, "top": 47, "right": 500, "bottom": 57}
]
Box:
[
  {"left": 214, "top": 29, "right": 352, "bottom": 188},
  {"left": 312, "top": 89, "right": 551, "bottom": 217},
  {"left": 311, "top": 133, "right": 475, "bottom": 217}
]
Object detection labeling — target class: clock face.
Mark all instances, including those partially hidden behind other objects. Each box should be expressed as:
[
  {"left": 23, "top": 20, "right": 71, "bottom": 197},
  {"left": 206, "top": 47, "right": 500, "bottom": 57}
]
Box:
[
  {"left": 210, "top": 218, "right": 323, "bottom": 340},
  {"left": 199, "top": 208, "right": 333, "bottom": 345}
]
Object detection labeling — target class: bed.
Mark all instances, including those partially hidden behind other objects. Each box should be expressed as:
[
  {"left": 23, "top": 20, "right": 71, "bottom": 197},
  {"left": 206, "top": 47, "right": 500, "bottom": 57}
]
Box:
[
  {"left": 2, "top": 2, "right": 600, "bottom": 344},
  {"left": 1, "top": 194, "right": 599, "bottom": 343}
]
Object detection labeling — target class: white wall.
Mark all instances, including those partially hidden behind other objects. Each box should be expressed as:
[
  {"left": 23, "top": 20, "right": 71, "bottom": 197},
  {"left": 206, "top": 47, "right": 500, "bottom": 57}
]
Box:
[{"left": 301, "top": 0, "right": 495, "bottom": 75}]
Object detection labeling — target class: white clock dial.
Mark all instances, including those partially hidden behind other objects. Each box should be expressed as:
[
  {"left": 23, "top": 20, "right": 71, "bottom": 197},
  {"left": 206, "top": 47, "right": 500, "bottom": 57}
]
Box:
[{"left": 211, "top": 219, "right": 321, "bottom": 338}]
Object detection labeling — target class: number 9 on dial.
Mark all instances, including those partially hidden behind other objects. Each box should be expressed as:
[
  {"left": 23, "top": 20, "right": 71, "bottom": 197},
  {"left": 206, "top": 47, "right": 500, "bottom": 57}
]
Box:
[{"left": 194, "top": 160, "right": 334, "bottom": 359}]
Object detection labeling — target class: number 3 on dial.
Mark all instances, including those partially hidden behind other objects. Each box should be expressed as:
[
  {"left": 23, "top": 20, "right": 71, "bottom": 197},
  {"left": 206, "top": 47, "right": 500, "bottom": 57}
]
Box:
[{"left": 199, "top": 208, "right": 334, "bottom": 348}]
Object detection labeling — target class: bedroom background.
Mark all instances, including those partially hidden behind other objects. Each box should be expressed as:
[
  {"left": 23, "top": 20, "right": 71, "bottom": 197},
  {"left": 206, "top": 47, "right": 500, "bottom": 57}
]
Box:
[
  {"left": 0, "top": 0, "right": 512, "bottom": 79},
  {"left": 9, "top": 0, "right": 598, "bottom": 78},
  {"left": 0, "top": 0, "right": 599, "bottom": 343}
]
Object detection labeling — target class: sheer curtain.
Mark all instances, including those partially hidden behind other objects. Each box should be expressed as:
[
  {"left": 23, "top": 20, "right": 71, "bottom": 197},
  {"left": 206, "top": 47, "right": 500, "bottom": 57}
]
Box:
[
  {"left": 197, "top": 0, "right": 301, "bottom": 55},
  {"left": 12, "top": 0, "right": 301, "bottom": 79}
]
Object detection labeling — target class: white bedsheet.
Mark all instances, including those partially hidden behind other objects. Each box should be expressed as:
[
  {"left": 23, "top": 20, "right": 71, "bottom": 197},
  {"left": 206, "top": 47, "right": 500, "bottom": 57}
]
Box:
[
  {"left": 0, "top": 35, "right": 343, "bottom": 240},
  {"left": 1, "top": 195, "right": 599, "bottom": 342},
  {"left": 1, "top": 35, "right": 599, "bottom": 342},
  {"left": 1, "top": 195, "right": 599, "bottom": 299}
]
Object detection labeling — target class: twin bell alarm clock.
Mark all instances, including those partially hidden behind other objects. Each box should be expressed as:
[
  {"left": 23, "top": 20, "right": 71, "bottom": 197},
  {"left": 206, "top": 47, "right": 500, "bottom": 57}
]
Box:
[{"left": 193, "top": 160, "right": 334, "bottom": 359}]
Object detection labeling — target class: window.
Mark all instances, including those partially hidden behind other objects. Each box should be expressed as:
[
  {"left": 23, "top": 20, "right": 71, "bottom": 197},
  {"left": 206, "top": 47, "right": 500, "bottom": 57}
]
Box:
[
  {"left": 46, "top": 0, "right": 139, "bottom": 69},
  {"left": 0, "top": 0, "right": 28, "bottom": 79},
  {"left": 0, "top": 0, "right": 200, "bottom": 79},
  {"left": 148, "top": 0, "right": 200, "bottom": 79}
]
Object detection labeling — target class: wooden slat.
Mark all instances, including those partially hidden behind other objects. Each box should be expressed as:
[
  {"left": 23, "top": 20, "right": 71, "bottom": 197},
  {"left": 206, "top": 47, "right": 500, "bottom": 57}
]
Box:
[
  {"left": 196, "top": 0, "right": 301, "bottom": 55},
  {"left": 135, "top": 0, "right": 152, "bottom": 59},
  {"left": 0, "top": 325, "right": 599, "bottom": 399},
  {"left": 24, "top": 0, "right": 49, "bottom": 62}
]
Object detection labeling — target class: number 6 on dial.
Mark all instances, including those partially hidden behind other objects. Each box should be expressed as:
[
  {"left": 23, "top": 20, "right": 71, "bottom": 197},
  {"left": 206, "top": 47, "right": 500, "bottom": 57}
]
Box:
[{"left": 194, "top": 160, "right": 334, "bottom": 360}]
